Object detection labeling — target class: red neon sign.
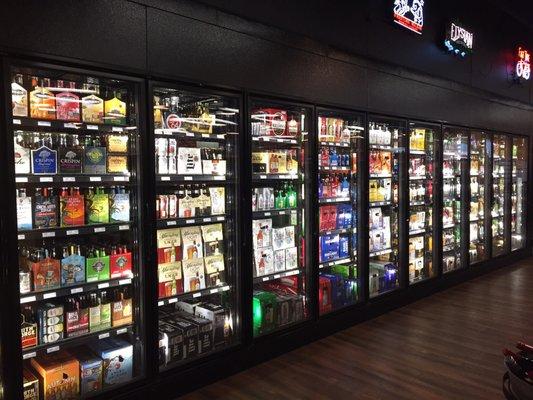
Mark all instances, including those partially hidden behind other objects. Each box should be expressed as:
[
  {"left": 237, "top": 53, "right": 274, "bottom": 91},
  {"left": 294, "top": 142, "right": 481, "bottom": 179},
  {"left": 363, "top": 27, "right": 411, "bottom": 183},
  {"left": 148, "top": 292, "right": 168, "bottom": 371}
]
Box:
[{"left": 516, "top": 46, "right": 531, "bottom": 81}]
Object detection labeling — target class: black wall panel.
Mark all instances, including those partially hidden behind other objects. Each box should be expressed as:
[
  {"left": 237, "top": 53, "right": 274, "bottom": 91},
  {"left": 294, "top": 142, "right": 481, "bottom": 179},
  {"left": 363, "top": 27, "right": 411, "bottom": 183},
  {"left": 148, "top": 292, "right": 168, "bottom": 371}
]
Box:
[{"left": 0, "top": 0, "right": 147, "bottom": 71}]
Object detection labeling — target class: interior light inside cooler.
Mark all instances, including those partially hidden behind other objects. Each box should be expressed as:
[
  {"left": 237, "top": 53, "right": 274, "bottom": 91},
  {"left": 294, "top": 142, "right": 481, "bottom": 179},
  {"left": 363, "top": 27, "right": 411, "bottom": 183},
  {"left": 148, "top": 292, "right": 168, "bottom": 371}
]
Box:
[
  {"left": 44, "top": 86, "right": 99, "bottom": 94},
  {"left": 252, "top": 297, "right": 262, "bottom": 330},
  {"left": 219, "top": 107, "right": 239, "bottom": 113}
]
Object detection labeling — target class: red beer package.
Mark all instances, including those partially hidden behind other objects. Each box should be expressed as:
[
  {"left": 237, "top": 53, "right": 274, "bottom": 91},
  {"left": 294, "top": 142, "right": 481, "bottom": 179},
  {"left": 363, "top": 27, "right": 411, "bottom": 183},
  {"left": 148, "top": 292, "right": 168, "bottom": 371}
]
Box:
[
  {"left": 252, "top": 108, "right": 288, "bottom": 137},
  {"left": 30, "top": 252, "right": 61, "bottom": 291},
  {"left": 109, "top": 246, "right": 133, "bottom": 279},
  {"left": 319, "top": 205, "right": 337, "bottom": 232}
]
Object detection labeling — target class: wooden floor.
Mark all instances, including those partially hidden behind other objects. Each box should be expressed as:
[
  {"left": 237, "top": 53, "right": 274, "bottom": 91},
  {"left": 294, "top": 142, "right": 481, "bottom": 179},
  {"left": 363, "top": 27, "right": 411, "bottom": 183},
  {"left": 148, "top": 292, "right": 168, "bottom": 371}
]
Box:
[{"left": 180, "top": 259, "right": 533, "bottom": 400}]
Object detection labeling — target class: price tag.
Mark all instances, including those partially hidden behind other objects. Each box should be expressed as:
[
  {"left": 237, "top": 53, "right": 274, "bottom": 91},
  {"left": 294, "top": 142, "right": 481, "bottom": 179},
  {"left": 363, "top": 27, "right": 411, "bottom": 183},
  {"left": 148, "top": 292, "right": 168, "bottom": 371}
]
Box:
[
  {"left": 98, "top": 283, "right": 110, "bottom": 289},
  {"left": 119, "top": 225, "right": 129, "bottom": 231},
  {"left": 15, "top": 177, "right": 28, "bottom": 183},
  {"left": 64, "top": 123, "right": 77, "bottom": 129},
  {"left": 112, "top": 127, "right": 124, "bottom": 132},
  {"left": 222, "top": 286, "right": 230, "bottom": 291},
  {"left": 214, "top": 176, "right": 225, "bottom": 181},
  {"left": 38, "top": 121, "right": 51, "bottom": 127},
  {"left": 116, "top": 328, "right": 128, "bottom": 335},
  {"left": 158, "top": 301, "right": 164, "bottom": 307},
  {"left": 202, "top": 134, "right": 209, "bottom": 138},
  {"left": 62, "top": 177, "right": 75, "bottom": 182},
  {"left": 98, "top": 332, "right": 110, "bottom": 340},
  {"left": 42, "top": 232, "right": 55, "bottom": 238},
  {"left": 161, "top": 176, "right": 170, "bottom": 181},
  {"left": 184, "top": 176, "right": 193, "bottom": 181},
  {"left": 167, "top": 220, "right": 177, "bottom": 226},
  {"left": 23, "top": 352, "right": 36, "bottom": 360},
  {"left": 186, "top": 219, "right": 195, "bottom": 224},
  {"left": 274, "top": 274, "right": 281, "bottom": 279},
  {"left": 168, "top": 298, "right": 177, "bottom": 304},
  {"left": 217, "top": 216, "right": 225, "bottom": 221},
  {"left": 43, "top": 292, "right": 57, "bottom": 300},
  {"left": 210, "top": 288, "right": 219, "bottom": 294},
  {"left": 260, "top": 175, "right": 267, "bottom": 179},
  {"left": 186, "top": 132, "right": 195, "bottom": 137},
  {"left": 39, "top": 177, "right": 53, "bottom": 183},
  {"left": 193, "top": 292, "right": 202, "bottom": 298},
  {"left": 18, "top": 234, "right": 26, "bottom": 240},
  {"left": 87, "top": 125, "right": 98, "bottom": 130},
  {"left": 264, "top": 212, "right": 271, "bottom": 216},
  {"left": 47, "top": 346, "right": 60, "bottom": 354},
  {"left": 71, "top": 287, "right": 83, "bottom": 294},
  {"left": 66, "top": 230, "right": 79, "bottom": 236},
  {"left": 94, "top": 227, "right": 106, "bottom": 233},
  {"left": 90, "top": 176, "right": 102, "bottom": 182},
  {"left": 113, "top": 176, "right": 127, "bottom": 181},
  {"left": 20, "top": 296, "right": 36, "bottom": 304},
  {"left": 263, "top": 137, "right": 270, "bottom": 142},
  {"left": 216, "top": 134, "right": 225, "bottom": 139},
  {"left": 13, "top": 119, "right": 21, "bottom": 125},
  {"left": 119, "top": 279, "right": 132, "bottom": 285},
  {"left": 203, "top": 218, "right": 212, "bottom": 222},
  {"left": 262, "top": 277, "right": 270, "bottom": 282}
]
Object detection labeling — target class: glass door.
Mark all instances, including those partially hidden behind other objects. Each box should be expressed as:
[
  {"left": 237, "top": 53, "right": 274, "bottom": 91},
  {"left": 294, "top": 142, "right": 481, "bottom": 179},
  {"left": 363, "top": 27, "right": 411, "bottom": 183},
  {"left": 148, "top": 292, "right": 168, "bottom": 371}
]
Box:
[
  {"left": 469, "top": 131, "right": 489, "bottom": 264},
  {"left": 511, "top": 136, "right": 528, "bottom": 251},
  {"left": 9, "top": 64, "right": 144, "bottom": 398},
  {"left": 151, "top": 85, "right": 240, "bottom": 369},
  {"left": 442, "top": 127, "right": 468, "bottom": 273},
  {"left": 407, "top": 122, "right": 437, "bottom": 283},
  {"left": 368, "top": 117, "right": 404, "bottom": 297},
  {"left": 316, "top": 109, "right": 363, "bottom": 315},
  {"left": 249, "top": 99, "right": 310, "bottom": 336},
  {"left": 492, "top": 134, "right": 510, "bottom": 256}
]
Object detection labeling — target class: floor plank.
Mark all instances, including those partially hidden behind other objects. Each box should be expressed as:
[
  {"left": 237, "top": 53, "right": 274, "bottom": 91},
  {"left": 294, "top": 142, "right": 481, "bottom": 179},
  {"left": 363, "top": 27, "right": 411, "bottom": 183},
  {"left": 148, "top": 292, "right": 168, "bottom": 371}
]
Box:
[{"left": 179, "top": 259, "right": 533, "bottom": 399}]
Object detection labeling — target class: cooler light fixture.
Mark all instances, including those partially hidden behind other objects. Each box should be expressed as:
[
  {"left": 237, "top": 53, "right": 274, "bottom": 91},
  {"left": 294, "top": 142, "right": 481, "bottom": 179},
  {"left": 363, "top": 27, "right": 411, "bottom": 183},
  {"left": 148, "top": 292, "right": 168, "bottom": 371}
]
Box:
[
  {"left": 516, "top": 46, "right": 531, "bottom": 81},
  {"left": 393, "top": 0, "right": 424, "bottom": 34}
]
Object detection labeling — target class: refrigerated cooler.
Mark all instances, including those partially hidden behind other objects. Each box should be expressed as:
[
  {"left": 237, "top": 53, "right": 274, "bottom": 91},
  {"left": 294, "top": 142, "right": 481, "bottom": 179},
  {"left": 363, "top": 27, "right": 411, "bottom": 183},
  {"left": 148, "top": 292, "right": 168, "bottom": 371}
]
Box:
[
  {"left": 442, "top": 128, "right": 468, "bottom": 273},
  {"left": 368, "top": 117, "right": 403, "bottom": 297},
  {"left": 151, "top": 85, "right": 240, "bottom": 368},
  {"left": 249, "top": 100, "right": 310, "bottom": 336},
  {"left": 9, "top": 64, "right": 144, "bottom": 398},
  {"left": 469, "top": 131, "right": 489, "bottom": 264},
  {"left": 316, "top": 109, "right": 363, "bottom": 314},
  {"left": 511, "top": 136, "right": 528, "bottom": 251},
  {"left": 492, "top": 134, "right": 510, "bottom": 257},
  {"left": 407, "top": 122, "right": 436, "bottom": 283}
]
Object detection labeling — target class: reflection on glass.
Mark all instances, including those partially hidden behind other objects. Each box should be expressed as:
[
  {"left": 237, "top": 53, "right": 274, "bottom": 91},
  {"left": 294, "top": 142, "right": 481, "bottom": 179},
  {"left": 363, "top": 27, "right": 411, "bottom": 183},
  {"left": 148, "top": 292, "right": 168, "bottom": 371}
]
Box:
[
  {"left": 250, "top": 101, "right": 309, "bottom": 336},
  {"left": 442, "top": 129, "right": 467, "bottom": 273},
  {"left": 512, "top": 137, "right": 528, "bottom": 250},
  {"left": 492, "top": 135, "right": 509, "bottom": 256},
  {"left": 408, "top": 124, "right": 435, "bottom": 283},
  {"left": 317, "top": 111, "right": 363, "bottom": 314},
  {"left": 368, "top": 118, "right": 401, "bottom": 297},
  {"left": 153, "top": 87, "right": 239, "bottom": 369},
  {"left": 469, "top": 132, "right": 488, "bottom": 264}
]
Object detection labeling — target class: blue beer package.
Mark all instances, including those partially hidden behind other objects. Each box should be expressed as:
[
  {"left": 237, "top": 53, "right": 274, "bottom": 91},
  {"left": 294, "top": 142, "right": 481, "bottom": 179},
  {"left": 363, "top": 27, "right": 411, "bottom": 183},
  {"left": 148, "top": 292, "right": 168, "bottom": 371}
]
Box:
[
  {"left": 75, "top": 348, "right": 103, "bottom": 396},
  {"left": 61, "top": 253, "right": 86, "bottom": 286},
  {"left": 109, "top": 192, "right": 130, "bottom": 222},
  {"left": 90, "top": 338, "right": 133, "bottom": 387},
  {"left": 31, "top": 145, "right": 57, "bottom": 174}
]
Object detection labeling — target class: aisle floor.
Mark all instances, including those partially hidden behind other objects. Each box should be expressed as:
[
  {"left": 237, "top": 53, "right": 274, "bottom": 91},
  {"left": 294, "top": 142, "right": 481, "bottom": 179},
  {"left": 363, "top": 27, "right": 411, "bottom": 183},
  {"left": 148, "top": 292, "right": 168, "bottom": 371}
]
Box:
[{"left": 180, "top": 259, "right": 533, "bottom": 400}]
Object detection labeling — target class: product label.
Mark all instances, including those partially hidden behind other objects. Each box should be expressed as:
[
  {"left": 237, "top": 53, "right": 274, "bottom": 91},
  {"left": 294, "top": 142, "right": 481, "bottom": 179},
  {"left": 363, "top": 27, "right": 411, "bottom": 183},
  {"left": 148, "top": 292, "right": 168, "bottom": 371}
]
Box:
[
  {"left": 17, "top": 196, "right": 33, "bottom": 230},
  {"left": 59, "top": 146, "right": 83, "bottom": 174},
  {"left": 56, "top": 91, "right": 80, "bottom": 121},
  {"left": 84, "top": 146, "right": 106, "bottom": 174},
  {"left": 61, "top": 254, "right": 86, "bottom": 286},
  {"left": 31, "top": 146, "right": 57, "bottom": 174},
  {"left": 34, "top": 195, "right": 58, "bottom": 228},
  {"left": 105, "top": 97, "right": 127, "bottom": 125},
  {"left": 86, "top": 256, "right": 110, "bottom": 282},
  {"left": 14, "top": 142, "right": 31, "bottom": 174},
  {"left": 86, "top": 193, "right": 109, "bottom": 224},
  {"left": 21, "top": 320, "right": 38, "bottom": 349},
  {"left": 107, "top": 155, "right": 128, "bottom": 173},
  {"left": 60, "top": 195, "right": 85, "bottom": 226},
  {"left": 82, "top": 94, "right": 104, "bottom": 123},
  {"left": 11, "top": 81, "right": 28, "bottom": 117}
]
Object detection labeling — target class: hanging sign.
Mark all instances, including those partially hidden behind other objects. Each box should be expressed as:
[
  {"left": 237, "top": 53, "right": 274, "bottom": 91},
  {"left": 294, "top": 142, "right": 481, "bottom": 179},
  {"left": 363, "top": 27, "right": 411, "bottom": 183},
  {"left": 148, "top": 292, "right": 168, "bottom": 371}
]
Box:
[
  {"left": 393, "top": 0, "right": 424, "bottom": 34},
  {"left": 444, "top": 22, "right": 473, "bottom": 57},
  {"left": 516, "top": 46, "right": 531, "bottom": 81}
]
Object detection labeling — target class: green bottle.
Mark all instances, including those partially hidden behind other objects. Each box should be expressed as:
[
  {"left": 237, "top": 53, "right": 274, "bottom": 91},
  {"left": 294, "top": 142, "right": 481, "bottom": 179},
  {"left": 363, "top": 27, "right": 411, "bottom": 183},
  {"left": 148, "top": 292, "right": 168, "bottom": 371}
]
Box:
[{"left": 287, "top": 184, "right": 297, "bottom": 208}]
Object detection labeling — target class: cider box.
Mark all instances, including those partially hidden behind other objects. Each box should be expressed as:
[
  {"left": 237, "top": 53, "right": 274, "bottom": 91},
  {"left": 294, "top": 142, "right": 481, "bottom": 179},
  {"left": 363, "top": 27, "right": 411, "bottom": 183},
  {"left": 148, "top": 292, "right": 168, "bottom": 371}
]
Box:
[
  {"left": 109, "top": 251, "right": 132, "bottom": 279},
  {"left": 31, "top": 351, "right": 79, "bottom": 400}
]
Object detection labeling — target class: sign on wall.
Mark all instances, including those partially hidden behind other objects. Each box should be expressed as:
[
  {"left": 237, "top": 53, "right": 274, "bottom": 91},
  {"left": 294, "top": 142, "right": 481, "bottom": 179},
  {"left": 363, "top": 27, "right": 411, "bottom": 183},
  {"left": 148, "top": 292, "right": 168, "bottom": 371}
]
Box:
[
  {"left": 516, "top": 46, "right": 531, "bottom": 81},
  {"left": 444, "top": 22, "right": 473, "bottom": 57},
  {"left": 393, "top": 0, "right": 424, "bottom": 34}
]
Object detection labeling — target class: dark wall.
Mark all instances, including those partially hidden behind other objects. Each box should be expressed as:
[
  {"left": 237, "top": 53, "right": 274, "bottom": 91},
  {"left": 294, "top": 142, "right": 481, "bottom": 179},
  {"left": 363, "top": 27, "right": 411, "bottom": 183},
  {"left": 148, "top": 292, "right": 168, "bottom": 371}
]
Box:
[{"left": 0, "top": 0, "right": 532, "bottom": 134}]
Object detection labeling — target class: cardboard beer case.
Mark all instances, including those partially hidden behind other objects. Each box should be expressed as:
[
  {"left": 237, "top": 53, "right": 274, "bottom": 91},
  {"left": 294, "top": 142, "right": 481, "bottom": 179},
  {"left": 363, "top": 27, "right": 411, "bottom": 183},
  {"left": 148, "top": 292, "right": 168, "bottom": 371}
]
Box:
[
  {"left": 31, "top": 351, "right": 79, "bottom": 400},
  {"left": 90, "top": 338, "right": 133, "bottom": 387}
]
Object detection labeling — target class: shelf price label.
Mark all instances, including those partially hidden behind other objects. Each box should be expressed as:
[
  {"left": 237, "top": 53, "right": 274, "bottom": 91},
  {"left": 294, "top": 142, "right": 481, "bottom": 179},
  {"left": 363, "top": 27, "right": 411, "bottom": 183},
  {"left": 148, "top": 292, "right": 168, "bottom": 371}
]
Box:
[
  {"left": 23, "top": 352, "right": 36, "bottom": 360},
  {"left": 98, "top": 332, "right": 110, "bottom": 340},
  {"left": 47, "top": 345, "right": 60, "bottom": 354}
]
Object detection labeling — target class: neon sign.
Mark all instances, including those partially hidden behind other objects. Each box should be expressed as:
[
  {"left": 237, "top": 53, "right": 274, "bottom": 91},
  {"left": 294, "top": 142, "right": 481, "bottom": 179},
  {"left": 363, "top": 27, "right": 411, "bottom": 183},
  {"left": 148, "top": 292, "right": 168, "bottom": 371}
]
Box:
[
  {"left": 393, "top": 0, "right": 424, "bottom": 34},
  {"left": 444, "top": 22, "right": 473, "bottom": 57},
  {"left": 516, "top": 46, "right": 531, "bottom": 81}
]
